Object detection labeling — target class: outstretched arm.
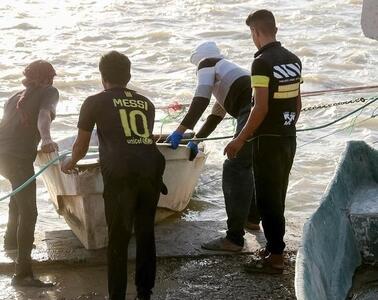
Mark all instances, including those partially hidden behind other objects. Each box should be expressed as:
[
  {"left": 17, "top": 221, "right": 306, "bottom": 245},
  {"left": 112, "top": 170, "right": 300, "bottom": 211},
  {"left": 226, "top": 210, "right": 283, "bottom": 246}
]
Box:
[
  {"left": 61, "top": 96, "right": 95, "bottom": 173},
  {"left": 224, "top": 87, "right": 268, "bottom": 159},
  {"left": 178, "top": 97, "right": 211, "bottom": 134},
  {"left": 167, "top": 62, "right": 216, "bottom": 148},
  {"left": 224, "top": 57, "right": 270, "bottom": 159},
  {"left": 195, "top": 101, "right": 226, "bottom": 138},
  {"left": 61, "top": 129, "right": 91, "bottom": 173},
  {"left": 38, "top": 108, "right": 58, "bottom": 153}
]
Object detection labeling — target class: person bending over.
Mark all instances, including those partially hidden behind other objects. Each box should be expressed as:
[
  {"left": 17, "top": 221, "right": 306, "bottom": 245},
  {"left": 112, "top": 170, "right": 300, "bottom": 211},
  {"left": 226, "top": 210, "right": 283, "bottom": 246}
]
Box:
[{"left": 166, "top": 41, "right": 260, "bottom": 252}]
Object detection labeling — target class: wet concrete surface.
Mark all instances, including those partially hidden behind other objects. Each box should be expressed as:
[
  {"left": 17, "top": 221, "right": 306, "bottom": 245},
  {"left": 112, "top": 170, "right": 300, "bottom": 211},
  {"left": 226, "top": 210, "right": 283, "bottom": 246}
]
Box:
[
  {"left": 349, "top": 265, "right": 378, "bottom": 300},
  {"left": 0, "top": 218, "right": 305, "bottom": 299},
  {"left": 0, "top": 218, "right": 304, "bottom": 268},
  {"left": 0, "top": 254, "right": 297, "bottom": 300}
]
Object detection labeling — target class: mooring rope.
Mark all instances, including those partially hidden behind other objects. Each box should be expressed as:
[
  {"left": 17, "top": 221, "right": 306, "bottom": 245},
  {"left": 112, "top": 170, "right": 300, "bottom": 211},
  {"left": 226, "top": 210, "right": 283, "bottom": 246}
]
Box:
[
  {"left": 297, "top": 110, "right": 378, "bottom": 149},
  {"left": 300, "top": 85, "right": 378, "bottom": 97},
  {"left": 153, "top": 85, "right": 378, "bottom": 110},
  {"left": 0, "top": 97, "right": 376, "bottom": 201},
  {"left": 0, "top": 151, "right": 71, "bottom": 202},
  {"left": 297, "top": 97, "right": 377, "bottom": 132},
  {"left": 182, "top": 97, "right": 377, "bottom": 142},
  {"left": 54, "top": 85, "right": 378, "bottom": 118},
  {"left": 0, "top": 147, "right": 99, "bottom": 202},
  {"left": 197, "top": 107, "right": 378, "bottom": 187}
]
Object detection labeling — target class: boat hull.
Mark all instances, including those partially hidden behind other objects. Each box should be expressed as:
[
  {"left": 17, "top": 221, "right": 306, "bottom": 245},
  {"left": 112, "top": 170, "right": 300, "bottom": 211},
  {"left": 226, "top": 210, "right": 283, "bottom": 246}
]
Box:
[
  {"left": 36, "top": 135, "right": 208, "bottom": 249},
  {"left": 295, "top": 141, "right": 378, "bottom": 300}
]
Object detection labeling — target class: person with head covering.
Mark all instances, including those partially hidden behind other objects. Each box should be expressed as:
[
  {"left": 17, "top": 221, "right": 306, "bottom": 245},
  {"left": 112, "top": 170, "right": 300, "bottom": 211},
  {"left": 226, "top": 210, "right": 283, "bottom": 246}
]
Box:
[
  {"left": 166, "top": 41, "right": 260, "bottom": 252},
  {"left": 0, "top": 60, "right": 59, "bottom": 286}
]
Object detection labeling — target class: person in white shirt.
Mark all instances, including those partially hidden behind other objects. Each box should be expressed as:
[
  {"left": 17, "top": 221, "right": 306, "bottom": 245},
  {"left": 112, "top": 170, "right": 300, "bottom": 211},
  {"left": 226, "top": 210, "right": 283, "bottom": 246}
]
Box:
[{"left": 167, "top": 41, "right": 260, "bottom": 252}]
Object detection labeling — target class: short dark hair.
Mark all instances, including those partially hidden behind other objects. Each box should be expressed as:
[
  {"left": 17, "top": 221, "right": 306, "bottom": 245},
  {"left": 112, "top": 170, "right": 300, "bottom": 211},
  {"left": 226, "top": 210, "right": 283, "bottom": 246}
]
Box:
[
  {"left": 245, "top": 9, "right": 276, "bottom": 36},
  {"left": 99, "top": 51, "right": 131, "bottom": 85}
]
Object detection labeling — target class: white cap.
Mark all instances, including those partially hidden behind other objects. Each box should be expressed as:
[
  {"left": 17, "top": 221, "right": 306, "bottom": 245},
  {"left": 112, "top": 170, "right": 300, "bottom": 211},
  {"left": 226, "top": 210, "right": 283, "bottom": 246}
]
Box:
[{"left": 190, "top": 41, "right": 223, "bottom": 66}]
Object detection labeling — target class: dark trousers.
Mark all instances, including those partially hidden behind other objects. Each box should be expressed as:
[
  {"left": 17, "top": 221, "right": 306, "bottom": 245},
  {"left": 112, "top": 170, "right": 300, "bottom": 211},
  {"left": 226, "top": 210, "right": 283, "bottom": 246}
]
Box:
[
  {"left": 103, "top": 175, "right": 162, "bottom": 300},
  {"left": 0, "top": 154, "right": 37, "bottom": 277},
  {"left": 252, "top": 136, "right": 296, "bottom": 255},
  {"left": 223, "top": 105, "right": 260, "bottom": 246}
]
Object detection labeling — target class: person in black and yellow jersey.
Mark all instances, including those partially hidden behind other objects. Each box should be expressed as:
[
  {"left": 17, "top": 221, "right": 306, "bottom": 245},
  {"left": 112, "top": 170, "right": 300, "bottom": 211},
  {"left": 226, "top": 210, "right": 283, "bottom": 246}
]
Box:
[
  {"left": 61, "top": 51, "right": 166, "bottom": 300},
  {"left": 225, "top": 9, "right": 302, "bottom": 274}
]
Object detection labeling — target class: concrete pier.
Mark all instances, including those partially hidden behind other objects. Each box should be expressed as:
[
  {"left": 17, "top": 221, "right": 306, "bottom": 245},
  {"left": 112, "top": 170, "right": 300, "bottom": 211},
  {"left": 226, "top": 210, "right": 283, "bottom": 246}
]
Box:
[
  {"left": 0, "top": 217, "right": 304, "bottom": 269},
  {"left": 0, "top": 217, "right": 305, "bottom": 300}
]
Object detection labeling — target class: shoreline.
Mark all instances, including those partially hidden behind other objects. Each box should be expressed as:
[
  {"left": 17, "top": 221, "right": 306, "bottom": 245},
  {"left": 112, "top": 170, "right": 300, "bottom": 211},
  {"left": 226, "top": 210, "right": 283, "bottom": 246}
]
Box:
[
  {"left": 0, "top": 217, "right": 306, "bottom": 299},
  {"left": 0, "top": 253, "right": 298, "bottom": 300}
]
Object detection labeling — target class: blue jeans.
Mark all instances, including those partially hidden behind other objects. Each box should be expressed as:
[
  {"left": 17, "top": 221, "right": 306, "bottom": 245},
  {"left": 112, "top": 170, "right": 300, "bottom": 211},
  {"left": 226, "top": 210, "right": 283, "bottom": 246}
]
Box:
[{"left": 223, "top": 104, "right": 260, "bottom": 246}]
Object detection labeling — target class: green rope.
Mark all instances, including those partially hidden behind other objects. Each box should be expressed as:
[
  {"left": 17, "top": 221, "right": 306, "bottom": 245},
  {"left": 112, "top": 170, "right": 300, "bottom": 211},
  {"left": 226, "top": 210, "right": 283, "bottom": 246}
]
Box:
[
  {"left": 197, "top": 107, "right": 378, "bottom": 186},
  {"left": 156, "top": 107, "right": 187, "bottom": 142},
  {"left": 298, "top": 111, "right": 377, "bottom": 149},
  {"left": 346, "top": 107, "right": 364, "bottom": 136},
  {"left": 1, "top": 98, "right": 376, "bottom": 201},
  {"left": 183, "top": 97, "right": 377, "bottom": 142},
  {"left": 0, "top": 150, "right": 72, "bottom": 202},
  {"left": 297, "top": 97, "right": 377, "bottom": 132}
]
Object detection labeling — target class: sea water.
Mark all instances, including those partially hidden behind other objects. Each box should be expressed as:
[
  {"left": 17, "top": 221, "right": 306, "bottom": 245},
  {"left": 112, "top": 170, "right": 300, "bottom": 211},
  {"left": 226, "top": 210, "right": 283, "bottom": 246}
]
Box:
[{"left": 0, "top": 0, "right": 377, "bottom": 240}]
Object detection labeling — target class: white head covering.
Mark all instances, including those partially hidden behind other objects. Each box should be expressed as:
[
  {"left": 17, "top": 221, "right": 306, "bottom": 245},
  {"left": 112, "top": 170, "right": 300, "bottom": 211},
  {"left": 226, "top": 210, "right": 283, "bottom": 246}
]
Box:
[{"left": 190, "top": 41, "right": 223, "bottom": 66}]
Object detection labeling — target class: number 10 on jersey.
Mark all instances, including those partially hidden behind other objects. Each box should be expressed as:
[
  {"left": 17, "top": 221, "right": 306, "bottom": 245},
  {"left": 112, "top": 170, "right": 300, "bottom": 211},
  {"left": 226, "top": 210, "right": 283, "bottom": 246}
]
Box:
[{"left": 119, "top": 109, "right": 150, "bottom": 138}]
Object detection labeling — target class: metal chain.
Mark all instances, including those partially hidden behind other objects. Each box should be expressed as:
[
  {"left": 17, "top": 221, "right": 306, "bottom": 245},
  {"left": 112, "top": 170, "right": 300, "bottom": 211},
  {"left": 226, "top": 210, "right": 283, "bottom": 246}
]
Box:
[{"left": 301, "top": 97, "right": 367, "bottom": 111}]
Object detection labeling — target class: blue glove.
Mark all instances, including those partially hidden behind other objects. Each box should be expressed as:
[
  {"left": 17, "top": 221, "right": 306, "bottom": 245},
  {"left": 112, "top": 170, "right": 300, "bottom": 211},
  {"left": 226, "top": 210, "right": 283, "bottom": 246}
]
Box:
[
  {"left": 187, "top": 141, "right": 199, "bottom": 161},
  {"left": 166, "top": 131, "right": 183, "bottom": 149}
]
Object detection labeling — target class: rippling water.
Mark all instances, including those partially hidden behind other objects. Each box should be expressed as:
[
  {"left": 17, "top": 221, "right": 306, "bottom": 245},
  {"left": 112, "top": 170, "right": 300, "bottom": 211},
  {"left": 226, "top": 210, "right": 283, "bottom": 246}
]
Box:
[{"left": 0, "top": 0, "right": 377, "bottom": 238}]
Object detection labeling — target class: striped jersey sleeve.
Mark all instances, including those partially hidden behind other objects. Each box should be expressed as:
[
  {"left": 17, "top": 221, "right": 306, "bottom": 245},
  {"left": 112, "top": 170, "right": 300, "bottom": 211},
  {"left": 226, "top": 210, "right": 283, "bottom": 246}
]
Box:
[
  {"left": 251, "top": 58, "right": 270, "bottom": 88},
  {"left": 194, "top": 66, "right": 216, "bottom": 100}
]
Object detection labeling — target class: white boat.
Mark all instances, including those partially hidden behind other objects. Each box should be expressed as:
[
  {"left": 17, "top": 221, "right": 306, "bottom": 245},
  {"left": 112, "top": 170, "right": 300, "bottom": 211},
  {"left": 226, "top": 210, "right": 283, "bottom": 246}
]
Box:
[{"left": 35, "top": 132, "right": 208, "bottom": 249}]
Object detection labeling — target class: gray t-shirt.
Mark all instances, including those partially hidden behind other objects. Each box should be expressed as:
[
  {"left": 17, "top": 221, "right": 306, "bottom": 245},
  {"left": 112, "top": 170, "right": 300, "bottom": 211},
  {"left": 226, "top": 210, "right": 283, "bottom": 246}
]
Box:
[{"left": 0, "top": 86, "right": 59, "bottom": 160}]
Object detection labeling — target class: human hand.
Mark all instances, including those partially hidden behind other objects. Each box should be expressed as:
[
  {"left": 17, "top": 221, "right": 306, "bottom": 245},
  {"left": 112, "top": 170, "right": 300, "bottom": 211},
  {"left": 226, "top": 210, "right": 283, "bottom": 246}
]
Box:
[
  {"left": 166, "top": 131, "right": 184, "bottom": 149},
  {"left": 61, "top": 157, "right": 77, "bottom": 174},
  {"left": 187, "top": 141, "right": 199, "bottom": 161},
  {"left": 41, "top": 138, "right": 59, "bottom": 153},
  {"left": 224, "top": 137, "right": 245, "bottom": 159}
]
